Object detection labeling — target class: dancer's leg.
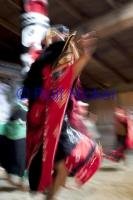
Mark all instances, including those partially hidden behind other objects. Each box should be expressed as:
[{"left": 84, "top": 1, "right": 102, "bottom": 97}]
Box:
[
  {"left": 46, "top": 160, "right": 68, "bottom": 200},
  {"left": 29, "top": 147, "right": 42, "bottom": 191}
]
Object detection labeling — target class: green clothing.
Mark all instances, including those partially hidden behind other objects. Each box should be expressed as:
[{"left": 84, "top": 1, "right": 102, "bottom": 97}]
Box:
[
  {"left": 5, "top": 119, "right": 26, "bottom": 140},
  {"left": 0, "top": 122, "right": 7, "bottom": 136},
  {"left": 0, "top": 101, "right": 27, "bottom": 140},
  {"left": 0, "top": 120, "right": 26, "bottom": 140}
]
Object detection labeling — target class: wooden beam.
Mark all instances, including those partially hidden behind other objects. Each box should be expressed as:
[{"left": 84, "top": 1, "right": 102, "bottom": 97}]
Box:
[
  {"left": 94, "top": 54, "right": 130, "bottom": 83},
  {"left": 76, "top": 2, "right": 133, "bottom": 38},
  {"left": 0, "top": 18, "right": 19, "bottom": 36},
  {"left": 110, "top": 38, "right": 133, "bottom": 64},
  {"left": 0, "top": 0, "right": 20, "bottom": 35},
  {"left": 0, "top": 60, "right": 21, "bottom": 71},
  {"left": 0, "top": 68, "right": 20, "bottom": 79},
  {"left": 106, "top": 0, "right": 117, "bottom": 9},
  {"left": 86, "top": 56, "right": 129, "bottom": 84},
  {"left": 84, "top": 72, "right": 108, "bottom": 89},
  {"left": 0, "top": 62, "right": 20, "bottom": 80},
  {"left": 56, "top": 0, "right": 85, "bottom": 21},
  {"left": 106, "top": 0, "right": 125, "bottom": 9},
  {"left": 7, "top": 0, "right": 21, "bottom": 10}
]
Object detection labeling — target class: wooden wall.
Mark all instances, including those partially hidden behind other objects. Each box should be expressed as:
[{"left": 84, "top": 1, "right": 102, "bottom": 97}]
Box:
[
  {"left": 89, "top": 91, "right": 133, "bottom": 125},
  {"left": 89, "top": 91, "right": 133, "bottom": 149}
]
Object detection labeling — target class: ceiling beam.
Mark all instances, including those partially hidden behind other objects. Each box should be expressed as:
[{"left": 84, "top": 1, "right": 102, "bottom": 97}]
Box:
[
  {"left": 110, "top": 38, "right": 133, "bottom": 64},
  {"left": 56, "top": 0, "right": 85, "bottom": 21},
  {"left": 86, "top": 56, "right": 129, "bottom": 84},
  {"left": 4, "top": 1, "right": 133, "bottom": 38},
  {"left": 7, "top": 0, "right": 21, "bottom": 10},
  {"left": 94, "top": 54, "right": 130, "bottom": 83},
  {"left": 74, "top": 2, "right": 133, "bottom": 84},
  {"left": 105, "top": 0, "right": 126, "bottom": 9},
  {"left": 76, "top": 2, "right": 133, "bottom": 38},
  {"left": 82, "top": 70, "right": 107, "bottom": 89},
  {"left": 0, "top": 60, "right": 21, "bottom": 79},
  {"left": 106, "top": 0, "right": 117, "bottom": 9},
  {"left": 0, "top": 18, "right": 19, "bottom": 36},
  {"left": 0, "top": 0, "right": 20, "bottom": 35}
]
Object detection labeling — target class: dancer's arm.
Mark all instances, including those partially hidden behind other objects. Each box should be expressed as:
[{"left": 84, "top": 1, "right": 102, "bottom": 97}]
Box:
[{"left": 73, "top": 31, "right": 97, "bottom": 79}]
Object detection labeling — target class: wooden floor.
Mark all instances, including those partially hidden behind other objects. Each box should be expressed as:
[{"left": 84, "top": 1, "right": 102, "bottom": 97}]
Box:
[{"left": 0, "top": 152, "right": 133, "bottom": 200}]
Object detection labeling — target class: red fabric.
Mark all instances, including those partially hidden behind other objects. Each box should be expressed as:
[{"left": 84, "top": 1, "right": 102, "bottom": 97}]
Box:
[
  {"left": 115, "top": 108, "right": 127, "bottom": 123},
  {"left": 24, "top": 0, "right": 48, "bottom": 15},
  {"left": 29, "top": 48, "right": 42, "bottom": 61},
  {"left": 26, "top": 63, "right": 74, "bottom": 192},
  {"left": 126, "top": 116, "right": 133, "bottom": 149},
  {"left": 105, "top": 147, "right": 126, "bottom": 162},
  {"left": 65, "top": 139, "right": 102, "bottom": 185},
  {"left": 105, "top": 109, "right": 133, "bottom": 162},
  {"left": 69, "top": 97, "right": 91, "bottom": 137},
  {"left": 115, "top": 109, "right": 133, "bottom": 149}
]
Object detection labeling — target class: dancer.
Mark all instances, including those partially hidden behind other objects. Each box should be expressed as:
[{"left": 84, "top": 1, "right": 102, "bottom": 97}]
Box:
[
  {"left": 21, "top": 0, "right": 50, "bottom": 74},
  {"left": 0, "top": 98, "right": 27, "bottom": 188},
  {"left": 0, "top": 81, "right": 11, "bottom": 168},
  {"left": 69, "top": 98, "right": 100, "bottom": 140},
  {"left": 105, "top": 107, "right": 133, "bottom": 163},
  {"left": 114, "top": 107, "right": 128, "bottom": 161},
  {"left": 22, "top": 26, "right": 102, "bottom": 199}
]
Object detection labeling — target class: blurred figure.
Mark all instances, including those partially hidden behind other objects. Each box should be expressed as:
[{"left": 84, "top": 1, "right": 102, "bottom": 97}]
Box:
[
  {"left": 69, "top": 98, "right": 92, "bottom": 137},
  {"left": 0, "top": 0, "right": 50, "bottom": 192},
  {"left": 106, "top": 107, "right": 133, "bottom": 163},
  {"left": 126, "top": 109, "right": 133, "bottom": 150},
  {"left": 21, "top": 0, "right": 50, "bottom": 74},
  {"left": 69, "top": 98, "right": 100, "bottom": 140},
  {"left": 0, "top": 99, "right": 27, "bottom": 188},
  {"left": 86, "top": 111, "right": 101, "bottom": 140},
  {"left": 0, "top": 81, "right": 11, "bottom": 169},
  {"left": 113, "top": 107, "right": 128, "bottom": 161}
]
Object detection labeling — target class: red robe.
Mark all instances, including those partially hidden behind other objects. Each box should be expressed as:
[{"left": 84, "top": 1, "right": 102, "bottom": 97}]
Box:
[{"left": 26, "top": 62, "right": 74, "bottom": 191}]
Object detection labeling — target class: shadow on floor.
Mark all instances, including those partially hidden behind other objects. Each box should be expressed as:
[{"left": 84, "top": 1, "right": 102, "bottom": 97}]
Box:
[
  {"left": 0, "top": 187, "right": 17, "bottom": 192},
  {"left": 100, "top": 166, "right": 122, "bottom": 172}
]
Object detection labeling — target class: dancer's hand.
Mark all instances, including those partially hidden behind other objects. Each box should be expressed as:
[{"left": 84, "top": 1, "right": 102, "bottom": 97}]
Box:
[
  {"left": 72, "top": 31, "right": 97, "bottom": 79},
  {"left": 77, "top": 31, "right": 97, "bottom": 56}
]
